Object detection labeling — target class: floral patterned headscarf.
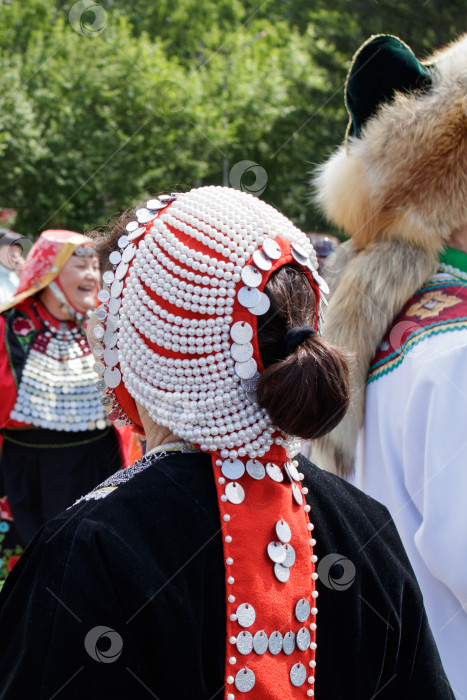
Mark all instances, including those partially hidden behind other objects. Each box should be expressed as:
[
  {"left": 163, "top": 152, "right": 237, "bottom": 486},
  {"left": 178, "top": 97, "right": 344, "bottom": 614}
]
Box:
[{"left": 0, "top": 229, "right": 94, "bottom": 313}]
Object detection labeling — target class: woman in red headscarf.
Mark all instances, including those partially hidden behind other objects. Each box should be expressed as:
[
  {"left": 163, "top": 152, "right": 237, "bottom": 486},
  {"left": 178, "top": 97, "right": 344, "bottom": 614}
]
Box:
[{"left": 0, "top": 230, "right": 125, "bottom": 576}]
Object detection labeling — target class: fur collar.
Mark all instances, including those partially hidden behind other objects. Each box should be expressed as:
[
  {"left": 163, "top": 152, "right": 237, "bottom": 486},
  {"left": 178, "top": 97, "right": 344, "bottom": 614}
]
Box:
[{"left": 312, "top": 34, "right": 467, "bottom": 476}]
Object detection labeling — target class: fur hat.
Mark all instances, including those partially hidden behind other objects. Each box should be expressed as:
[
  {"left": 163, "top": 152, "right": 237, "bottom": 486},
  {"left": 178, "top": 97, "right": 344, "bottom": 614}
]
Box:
[{"left": 312, "top": 33, "right": 467, "bottom": 476}]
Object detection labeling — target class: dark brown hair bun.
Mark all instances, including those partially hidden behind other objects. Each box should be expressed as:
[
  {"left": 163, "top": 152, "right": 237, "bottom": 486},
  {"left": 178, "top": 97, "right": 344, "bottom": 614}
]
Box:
[{"left": 256, "top": 265, "right": 350, "bottom": 440}]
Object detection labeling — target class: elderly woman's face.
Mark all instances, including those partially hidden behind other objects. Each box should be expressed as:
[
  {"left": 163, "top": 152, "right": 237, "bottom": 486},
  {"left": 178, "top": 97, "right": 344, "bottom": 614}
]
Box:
[{"left": 58, "top": 254, "right": 100, "bottom": 314}]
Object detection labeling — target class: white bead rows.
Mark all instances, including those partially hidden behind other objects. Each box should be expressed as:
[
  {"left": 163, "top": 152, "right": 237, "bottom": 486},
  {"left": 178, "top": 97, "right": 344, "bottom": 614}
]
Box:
[{"left": 93, "top": 186, "right": 323, "bottom": 459}]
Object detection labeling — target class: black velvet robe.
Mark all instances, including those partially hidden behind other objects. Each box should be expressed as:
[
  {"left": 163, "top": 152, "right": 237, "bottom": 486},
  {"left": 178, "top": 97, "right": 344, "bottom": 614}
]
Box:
[{"left": 0, "top": 452, "right": 453, "bottom": 699}]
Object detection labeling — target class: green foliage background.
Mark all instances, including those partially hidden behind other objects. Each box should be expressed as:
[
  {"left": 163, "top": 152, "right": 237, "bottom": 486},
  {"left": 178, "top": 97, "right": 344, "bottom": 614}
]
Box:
[{"left": 0, "top": 0, "right": 465, "bottom": 238}]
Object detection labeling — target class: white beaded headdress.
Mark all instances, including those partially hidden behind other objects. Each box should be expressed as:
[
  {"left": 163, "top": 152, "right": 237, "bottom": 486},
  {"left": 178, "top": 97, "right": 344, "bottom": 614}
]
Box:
[{"left": 92, "top": 186, "right": 328, "bottom": 460}]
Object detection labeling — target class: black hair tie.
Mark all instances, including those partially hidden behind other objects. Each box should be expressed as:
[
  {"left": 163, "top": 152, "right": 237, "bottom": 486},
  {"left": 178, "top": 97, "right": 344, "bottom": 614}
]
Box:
[{"left": 284, "top": 326, "right": 316, "bottom": 354}]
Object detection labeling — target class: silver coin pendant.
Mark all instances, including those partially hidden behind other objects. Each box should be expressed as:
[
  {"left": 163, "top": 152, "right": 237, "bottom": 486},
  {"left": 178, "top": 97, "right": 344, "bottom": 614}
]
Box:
[
  {"left": 235, "top": 668, "right": 255, "bottom": 693},
  {"left": 252, "top": 249, "right": 272, "bottom": 271},
  {"left": 246, "top": 459, "right": 265, "bottom": 480},
  {"left": 97, "top": 289, "right": 110, "bottom": 303},
  {"left": 238, "top": 286, "right": 261, "bottom": 309},
  {"left": 104, "top": 367, "right": 121, "bottom": 389},
  {"left": 262, "top": 238, "right": 281, "bottom": 260},
  {"left": 221, "top": 458, "right": 245, "bottom": 480},
  {"left": 241, "top": 265, "right": 262, "bottom": 287},
  {"left": 235, "top": 358, "right": 257, "bottom": 380},
  {"left": 274, "top": 562, "right": 290, "bottom": 583},
  {"left": 249, "top": 293, "right": 271, "bottom": 316},
  {"left": 236, "top": 603, "right": 255, "bottom": 628},
  {"left": 121, "top": 243, "right": 136, "bottom": 264},
  {"left": 275, "top": 519, "right": 291, "bottom": 543},
  {"left": 292, "top": 482, "right": 303, "bottom": 505},
  {"left": 284, "top": 460, "right": 301, "bottom": 481},
  {"left": 109, "top": 250, "right": 121, "bottom": 266},
  {"left": 282, "top": 544, "right": 296, "bottom": 568},
  {"left": 283, "top": 631, "right": 296, "bottom": 655},
  {"left": 230, "top": 321, "right": 253, "bottom": 344},
  {"left": 268, "top": 631, "right": 283, "bottom": 655},
  {"left": 266, "top": 463, "right": 283, "bottom": 483},
  {"left": 267, "top": 541, "right": 286, "bottom": 564},
  {"left": 253, "top": 631, "right": 268, "bottom": 655},
  {"left": 236, "top": 630, "right": 253, "bottom": 656},
  {"left": 230, "top": 342, "right": 254, "bottom": 363},
  {"left": 296, "top": 627, "right": 311, "bottom": 651},
  {"left": 104, "top": 347, "right": 118, "bottom": 368},
  {"left": 290, "top": 662, "right": 307, "bottom": 687},
  {"left": 225, "top": 482, "right": 245, "bottom": 505},
  {"left": 295, "top": 598, "right": 311, "bottom": 623}
]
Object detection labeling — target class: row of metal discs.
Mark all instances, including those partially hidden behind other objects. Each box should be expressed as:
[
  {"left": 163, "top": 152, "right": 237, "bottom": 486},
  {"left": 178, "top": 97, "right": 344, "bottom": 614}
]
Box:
[
  {"left": 288, "top": 240, "right": 330, "bottom": 297},
  {"left": 234, "top": 597, "right": 311, "bottom": 630},
  {"left": 229, "top": 321, "right": 259, "bottom": 402},
  {"left": 236, "top": 625, "right": 311, "bottom": 656},
  {"left": 92, "top": 195, "right": 178, "bottom": 394},
  {"left": 233, "top": 661, "right": 308, "bottom": 692},
  {"left": 100, "top": 196, "right": 178, "bottom": 293},
  {"left": 231, "top": 239, "right": 324, "bottom": 390},
  {"left": 221, "top": 457, "right": 304, "bottom": 507}
]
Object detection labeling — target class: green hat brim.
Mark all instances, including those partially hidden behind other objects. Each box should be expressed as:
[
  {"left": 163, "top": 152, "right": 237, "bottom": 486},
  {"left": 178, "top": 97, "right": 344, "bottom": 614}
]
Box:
[{"left": 345, "top": 34, "right": 433, "bottom": 141}]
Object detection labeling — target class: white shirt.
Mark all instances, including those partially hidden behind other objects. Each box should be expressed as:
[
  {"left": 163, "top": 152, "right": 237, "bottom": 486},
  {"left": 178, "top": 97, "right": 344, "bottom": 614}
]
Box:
[
  {"left": 354, "top": 269, "right": 467, "bottom": 699},
  {"left": 0, "top": 264, "right": 19, "bottom": 306}
]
